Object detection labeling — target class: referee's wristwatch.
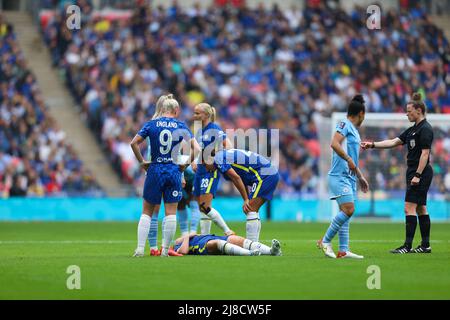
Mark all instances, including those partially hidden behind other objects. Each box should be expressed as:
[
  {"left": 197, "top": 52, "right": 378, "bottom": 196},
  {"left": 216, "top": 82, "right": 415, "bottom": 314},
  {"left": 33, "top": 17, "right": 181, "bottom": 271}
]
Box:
[{"left": 414, "top": 172, "right": 422, "bottom": 178}]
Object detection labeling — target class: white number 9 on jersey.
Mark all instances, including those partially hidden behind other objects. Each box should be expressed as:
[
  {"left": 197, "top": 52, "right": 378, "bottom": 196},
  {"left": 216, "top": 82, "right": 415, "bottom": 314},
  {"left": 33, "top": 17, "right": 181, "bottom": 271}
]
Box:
[{"left": 159, "top": 129, "right": 173, "bottom": 155}]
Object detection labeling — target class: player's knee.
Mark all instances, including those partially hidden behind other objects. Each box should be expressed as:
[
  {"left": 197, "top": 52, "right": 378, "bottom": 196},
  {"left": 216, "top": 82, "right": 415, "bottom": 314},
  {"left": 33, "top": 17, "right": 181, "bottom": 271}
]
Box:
[
  {"left": 340, "top": 203, "right": 354, "bottom": 216},
  {"left": 404, "top": 204, "right": 416, "bottom": 215},
  {"left": 417, "top": 205, "right": 427, "bottom": 215}
]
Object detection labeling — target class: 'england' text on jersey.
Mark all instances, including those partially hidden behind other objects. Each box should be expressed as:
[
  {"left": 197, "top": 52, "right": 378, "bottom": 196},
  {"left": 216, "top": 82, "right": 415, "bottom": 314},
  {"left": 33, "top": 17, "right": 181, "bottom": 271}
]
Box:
[{"left": 156, "top": 121, "right": 178, "bottom": 128}]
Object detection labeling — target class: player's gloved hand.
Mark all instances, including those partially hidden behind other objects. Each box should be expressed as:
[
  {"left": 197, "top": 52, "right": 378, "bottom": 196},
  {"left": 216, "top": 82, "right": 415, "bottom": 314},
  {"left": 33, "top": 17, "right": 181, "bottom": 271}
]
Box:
[
  {"left": 243, "top": 199, "right": 252, "bottom": 214},
  {"left": 140, "top": 161, "right": 150, "bottom": 171},
  {"left": 359, "top": 176, "right": 369, "bottom": 193},
  {"left": 411, "top": 176, "right": 420, "bottom": 186}
]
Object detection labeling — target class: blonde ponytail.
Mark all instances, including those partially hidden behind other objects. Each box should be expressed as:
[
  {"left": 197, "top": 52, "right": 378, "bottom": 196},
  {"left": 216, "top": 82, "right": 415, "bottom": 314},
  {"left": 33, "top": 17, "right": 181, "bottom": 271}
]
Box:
[
  {"left": 197, "top": 103, "right": 216, "bottom": 122},
  {"left": 152, "top": 93, "right": 180, "bottom": 119},
  {"left": 152, "top": 94, "right": 168, "bottom": 119}
]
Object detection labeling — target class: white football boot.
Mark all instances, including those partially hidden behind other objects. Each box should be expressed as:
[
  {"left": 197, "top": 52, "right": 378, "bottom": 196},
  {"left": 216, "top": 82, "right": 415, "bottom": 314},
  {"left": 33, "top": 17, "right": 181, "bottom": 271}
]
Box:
[
  {"left": 337, "top": 251, "right": 364, "bottom": 259},
  {"left": 317, "top": 239, "right": 336, "bottom": 258},
  {"left": 132, "top": 248, "right": 145, "bottom": 257}
]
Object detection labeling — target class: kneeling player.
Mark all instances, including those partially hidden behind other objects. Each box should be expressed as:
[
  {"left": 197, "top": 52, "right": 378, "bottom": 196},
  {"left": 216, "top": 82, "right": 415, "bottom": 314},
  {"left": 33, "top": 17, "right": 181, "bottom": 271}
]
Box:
[
  {"left": 174, "top": 233, "right": 282, "bottom": 256},
  {"left": 205, "top": 148, "right": 280, "bottom": 242}
]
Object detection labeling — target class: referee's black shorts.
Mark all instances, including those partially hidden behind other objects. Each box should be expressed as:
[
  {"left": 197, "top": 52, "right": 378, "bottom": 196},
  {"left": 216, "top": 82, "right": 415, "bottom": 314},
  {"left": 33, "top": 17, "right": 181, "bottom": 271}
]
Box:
[{"left": 405, "top": 165, "right": 433, "bottom": 206}]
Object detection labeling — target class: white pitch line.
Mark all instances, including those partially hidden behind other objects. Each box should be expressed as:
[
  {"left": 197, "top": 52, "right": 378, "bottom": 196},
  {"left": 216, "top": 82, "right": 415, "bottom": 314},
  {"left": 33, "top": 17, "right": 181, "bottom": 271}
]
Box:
[
  {"left": 0, "top": 240, "right": 449, "bottom": 244},
  {"left": 0, "top": 240, "right": 134, "bottom": 244}
]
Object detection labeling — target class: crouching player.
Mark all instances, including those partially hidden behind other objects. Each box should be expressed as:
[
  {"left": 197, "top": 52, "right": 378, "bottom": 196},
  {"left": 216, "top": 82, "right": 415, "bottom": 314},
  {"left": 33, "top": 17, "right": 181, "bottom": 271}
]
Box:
[
  {"left": 205, "top": 148, "right": 280, "bottom": 242},
  {"left": 174, "top": 233, "right": 282, "bottom": 256}
]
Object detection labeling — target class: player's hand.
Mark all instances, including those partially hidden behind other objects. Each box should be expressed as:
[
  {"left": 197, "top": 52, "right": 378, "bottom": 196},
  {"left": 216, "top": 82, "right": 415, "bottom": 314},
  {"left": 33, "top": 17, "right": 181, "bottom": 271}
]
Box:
[
  {"left": 179, "top": 164, "right": 188, "bottom": 172},
  {"left": 347, "top": 158, "right": 357, "bottom": 176},
  {"left": 191, "top": 162, "right": 197, "bottom": 173},
  {"left": 140, "top": 161, "right": 150, "bottom": 172},
  {"left": 181, "top": 177, "right": 186, "bottom": 188},
  {"left": 411, "top": 176, "right": 420, "bottom": 186},
  {"left": 360, "top": 141, "right": 373, "bottom": 150},
  {"left": 243, "top": 199, "right": 252, "bottom": 214},
  {"left": 359, "top": 177, "right": 369, "bottom": 193}
]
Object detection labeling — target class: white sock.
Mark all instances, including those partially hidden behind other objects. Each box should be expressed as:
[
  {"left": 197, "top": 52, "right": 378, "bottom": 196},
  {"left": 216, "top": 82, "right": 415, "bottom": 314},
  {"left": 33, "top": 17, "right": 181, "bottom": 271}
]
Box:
[
  {"left": 161, "top": 215, "right": 177, "bottom": 255},
  {"left": 217, "top": 239, "right": 251, "bottom": 256},
  {"left": 208, "top": 208, "right": 231, "bottom": 234},
  {"left": 137, "top": 214, "right": 151, "bottom": 251},
  {"left": 200, "top": 213, "right": 212, "bottom": 234},
  {"left": 243, "top": 239, "right": 271, "bottom": 255},
  {"left": 246, "top": 212, "right": 261, "bottom": 242}
]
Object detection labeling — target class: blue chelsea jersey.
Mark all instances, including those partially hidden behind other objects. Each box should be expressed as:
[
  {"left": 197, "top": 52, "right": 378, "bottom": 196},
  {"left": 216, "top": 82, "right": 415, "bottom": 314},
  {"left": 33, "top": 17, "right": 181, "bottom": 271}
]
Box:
[
  {"left": 214, "top": 149, "right": 274, "bottom": 184},
  {"left": 195, "top": 122, "right": 227, "bottom": 174},
  {"left": 328, "top": 118, "right": 361, "bottom": 180},
  {"left": 137, "top": 117, "right": 193, "bottom": 164}
]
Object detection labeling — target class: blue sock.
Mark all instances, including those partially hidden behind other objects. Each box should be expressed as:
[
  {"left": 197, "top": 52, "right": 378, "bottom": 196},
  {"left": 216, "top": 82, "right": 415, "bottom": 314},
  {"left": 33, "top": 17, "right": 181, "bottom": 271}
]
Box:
[
  {"left": 338, "top": 219, "right": 350, "bottom": 252},
  {"left": 189, "top": 201, "right": 201, "bottom": 233},
  {"left": 148, "top": 214, "right": 159, "bottom": 249},
  {"left": 177, "top": 209, "right": 189, "bottom": 235},
  {"left": 323, "top": 211, "right": 350, "bottom": 244}
]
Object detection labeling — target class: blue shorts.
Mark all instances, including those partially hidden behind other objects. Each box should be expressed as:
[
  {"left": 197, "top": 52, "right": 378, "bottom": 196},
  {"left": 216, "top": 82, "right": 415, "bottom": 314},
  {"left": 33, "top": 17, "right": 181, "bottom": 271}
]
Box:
[
  {"left": 250, "top": 172, "right": 280, "bottom": 201},
  {"left": 143, "top": 164, "right": 183, "bottom": 204},
  {"left": 328, "top": 174, "right": 357, "bottom": 204},
  {"left": 193, "top": 170, "right": 220, "bottom": 197},
  {"left": 174, "top": 234, "right": 229, "bottom": 255}
]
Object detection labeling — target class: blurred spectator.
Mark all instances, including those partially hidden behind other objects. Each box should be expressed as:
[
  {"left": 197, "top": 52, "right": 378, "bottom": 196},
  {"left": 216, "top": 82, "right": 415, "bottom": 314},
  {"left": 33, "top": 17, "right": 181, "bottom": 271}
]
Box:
[
  {"left": 0, "top": 14, "right": 104, "bottom": 198},
  {"left": 42, "top": 1, "right": 449, "bottom": 197}
]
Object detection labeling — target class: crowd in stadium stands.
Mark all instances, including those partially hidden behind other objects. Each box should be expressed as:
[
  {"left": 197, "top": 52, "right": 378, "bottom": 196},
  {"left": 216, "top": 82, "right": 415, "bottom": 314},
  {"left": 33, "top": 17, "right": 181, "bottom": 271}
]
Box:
[
  {"left": 0, "top": 14, "right": 104, "bottom": 198},
  {"left": 42, "top": 0, "right": 450, "bottom": 197}
]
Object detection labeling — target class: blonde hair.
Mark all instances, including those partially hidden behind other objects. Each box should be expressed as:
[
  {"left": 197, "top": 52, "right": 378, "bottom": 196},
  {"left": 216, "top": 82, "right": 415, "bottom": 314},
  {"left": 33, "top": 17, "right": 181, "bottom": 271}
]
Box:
[
  {"left": 197, "top": 103, "right": 216, "bottom": 122},
  {"left": 152, "top": 94, "right": 179, "bottom": 119}
]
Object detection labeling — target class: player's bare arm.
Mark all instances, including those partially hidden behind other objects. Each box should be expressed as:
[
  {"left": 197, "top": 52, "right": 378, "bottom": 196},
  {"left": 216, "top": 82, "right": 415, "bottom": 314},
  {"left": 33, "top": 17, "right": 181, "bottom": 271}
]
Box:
[
  {"left": 175, "top": 234, "right": 190, "bottom": 255},
  {"left": 356, "top": 167, "right": 369, "bottom": 193},
  {"left": 224, "top": 168, "right": 251, "bottom": 213},
  {"left": 130, "top": 134, "right": 150, "bottom": 171},
  {"left": 361, "top": 137, "right": 403, "bottom": 150},
  {"left": 411, "top": 149, "right": 430, "bottom": 186},
  {"left": 330, "top": 132, "right": 357, "bottom": 175}
]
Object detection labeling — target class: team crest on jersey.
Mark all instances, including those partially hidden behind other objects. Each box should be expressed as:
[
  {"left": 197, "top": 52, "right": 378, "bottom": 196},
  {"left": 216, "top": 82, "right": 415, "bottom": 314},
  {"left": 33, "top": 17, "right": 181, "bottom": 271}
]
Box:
[
  {"left": 410, "top": 139, "right": 415, "bottom": 148},
  {"left": 339, "top": 121, "right": 346, "bottom": 129},
  {"left": 172, "top": 190, "right": 179, "bottom": 197}
]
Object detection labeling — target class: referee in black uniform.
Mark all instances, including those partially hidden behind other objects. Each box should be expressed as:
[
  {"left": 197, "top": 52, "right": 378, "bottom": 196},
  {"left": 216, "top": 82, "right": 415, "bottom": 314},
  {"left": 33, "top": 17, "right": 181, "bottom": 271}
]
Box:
[{"left": 361, "top": 93, "right": 433, "bottom": 253}]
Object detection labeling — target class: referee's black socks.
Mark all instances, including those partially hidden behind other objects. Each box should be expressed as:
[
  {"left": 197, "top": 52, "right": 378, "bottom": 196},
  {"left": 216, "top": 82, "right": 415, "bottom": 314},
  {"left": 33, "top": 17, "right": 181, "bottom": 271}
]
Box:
[
  {"left": 418, "top": 214, "right": 431, "bottom": 247},
  {"left": 405, "top": 215, "right": 417, "bottom": 249}
]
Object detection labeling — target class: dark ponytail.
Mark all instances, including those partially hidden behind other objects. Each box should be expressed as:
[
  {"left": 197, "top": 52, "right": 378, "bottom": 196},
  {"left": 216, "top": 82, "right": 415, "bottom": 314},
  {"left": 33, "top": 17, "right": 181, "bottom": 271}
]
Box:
[{"left": 347, "top": 94, "right": 366, "bottom": 116}]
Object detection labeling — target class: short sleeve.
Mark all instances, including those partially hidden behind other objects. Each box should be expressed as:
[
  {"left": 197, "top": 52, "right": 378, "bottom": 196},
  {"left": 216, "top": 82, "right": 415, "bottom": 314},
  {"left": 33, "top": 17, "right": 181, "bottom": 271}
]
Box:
[
  {"left": 419, "top": 127, "right": 433, "bottom": 149},
  {"left": 335, "top": 120, "right": 349, "bottom": 137},
  {"left": 214, "top": 150, "right": 231, "bottom": 173},
  {"left": 137, "top": 123, "right": 150, "bottom": 139},
  {"left": 397, "top": 128, "right": 408, "bottom": 144},
  {"left": 180, "top": 122, "right": 194, "bottom": 139},
  {"left": 208, "top": 123, "right": 227, "bottom": 139}
]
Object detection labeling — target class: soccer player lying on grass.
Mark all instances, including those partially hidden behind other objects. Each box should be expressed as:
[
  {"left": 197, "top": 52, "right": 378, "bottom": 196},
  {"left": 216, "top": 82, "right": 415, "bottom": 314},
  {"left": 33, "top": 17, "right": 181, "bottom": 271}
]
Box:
[{"left": 173, "top": 233, "right": 282, "bottom": 256}]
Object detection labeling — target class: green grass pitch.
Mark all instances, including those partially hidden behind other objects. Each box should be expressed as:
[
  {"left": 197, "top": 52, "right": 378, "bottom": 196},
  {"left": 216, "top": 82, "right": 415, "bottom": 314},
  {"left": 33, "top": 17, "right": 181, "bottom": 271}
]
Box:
[{"left": 1, "top": 221, "right": 449, "bottom": 299}]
